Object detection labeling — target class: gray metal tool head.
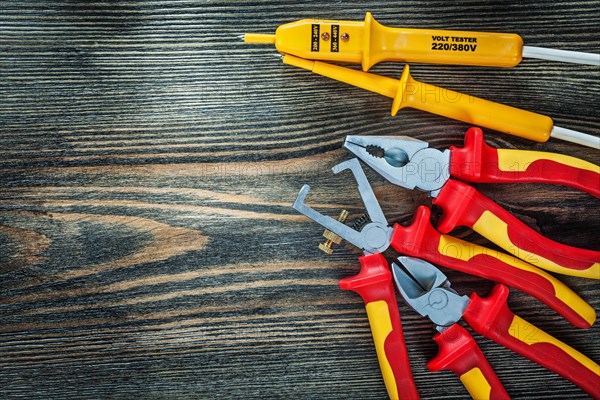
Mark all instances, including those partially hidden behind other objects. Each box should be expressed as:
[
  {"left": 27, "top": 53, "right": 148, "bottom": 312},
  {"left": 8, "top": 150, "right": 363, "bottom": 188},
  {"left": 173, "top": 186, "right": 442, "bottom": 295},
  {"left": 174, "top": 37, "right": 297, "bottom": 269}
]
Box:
[
  {"left": 392, "top": 256, "right": 470, "bottom": 332},
  {"left": 292, "top": 158, "right": 393, "bottom": 254},
  {"left": 344, "top": 135, "right": 451, "bottom": 197}
]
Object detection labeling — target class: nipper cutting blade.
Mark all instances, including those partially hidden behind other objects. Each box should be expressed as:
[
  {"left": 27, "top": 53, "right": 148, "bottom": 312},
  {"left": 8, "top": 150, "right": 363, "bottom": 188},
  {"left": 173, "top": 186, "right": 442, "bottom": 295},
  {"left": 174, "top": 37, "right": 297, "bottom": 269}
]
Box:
[{"left": 392, "top": 256, "right": 470, "bottom": 331}]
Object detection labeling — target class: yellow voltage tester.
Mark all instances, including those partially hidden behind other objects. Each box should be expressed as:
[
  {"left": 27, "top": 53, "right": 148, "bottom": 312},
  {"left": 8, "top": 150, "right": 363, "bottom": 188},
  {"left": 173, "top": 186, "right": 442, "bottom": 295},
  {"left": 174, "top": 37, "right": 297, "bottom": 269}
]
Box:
[
  {"left": 281, "top": 55, "right": 600, "bottom": 149},
  {"left": 243, "top": 12, "right": 600, "bottom": 69}
]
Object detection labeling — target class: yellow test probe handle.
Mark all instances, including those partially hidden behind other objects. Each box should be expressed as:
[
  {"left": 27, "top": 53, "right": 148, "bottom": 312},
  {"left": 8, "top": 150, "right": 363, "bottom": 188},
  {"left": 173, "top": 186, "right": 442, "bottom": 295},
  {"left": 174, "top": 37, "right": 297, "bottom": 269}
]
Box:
[
  {"left": 246, "top": 12, "right": 523, "bottom": 70},
  {"left": 282, "top": 54, "right": 554, "bottom": 143}
]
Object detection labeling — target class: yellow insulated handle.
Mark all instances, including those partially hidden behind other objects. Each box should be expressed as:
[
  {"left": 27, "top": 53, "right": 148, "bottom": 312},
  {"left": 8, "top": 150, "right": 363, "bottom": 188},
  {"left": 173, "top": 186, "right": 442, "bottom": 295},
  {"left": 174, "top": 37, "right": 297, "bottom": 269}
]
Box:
[
  {"left": 392, "top": 65, "right": 554, "bottom": 142},
  {"left": 247, "top": 12, "right": 523, "bottom": 70},
  {"left": 459, "top": 368, "right": 493, "bottom": 400},
  {"left": 282, "top": 55, "right": 554, "bottom": 142},
  {"left": 364, "top": 301, "right": 400, "bottom": 400},
  {"left": 362, "top": 13, "right": 523, "bottom": 70}
]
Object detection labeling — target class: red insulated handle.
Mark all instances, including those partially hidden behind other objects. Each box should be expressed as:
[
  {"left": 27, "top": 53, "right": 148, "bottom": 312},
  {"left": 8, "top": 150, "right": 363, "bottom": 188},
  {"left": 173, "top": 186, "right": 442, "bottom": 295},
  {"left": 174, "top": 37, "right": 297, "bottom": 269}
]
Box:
[
  {"left": 390, "top": 206, "right": 596, "bottom": 329},
  {"left": 450, "top": 127, "right": 600, "bottom": 197},
  {"left": 464, "top": 284, "right": 600, "bottom": 399},
  {"left": 433, "top": 178, "right": 600, "bottom": 279},
  {"left": 428, "top": 324, "right": 510, "bottom": 400},
  {"left": 339, "top": 253, "right": 419, "bottom": 400}
]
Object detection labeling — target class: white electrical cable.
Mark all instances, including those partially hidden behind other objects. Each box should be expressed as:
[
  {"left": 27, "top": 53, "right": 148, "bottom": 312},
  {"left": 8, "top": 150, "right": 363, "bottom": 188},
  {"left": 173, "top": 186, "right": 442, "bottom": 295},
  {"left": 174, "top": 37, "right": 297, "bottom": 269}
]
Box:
[
  {"left": 551, "top": 126, "right": 600, "bottom": 149},
  {"left": 522, "top": 46, "right": 600, "bottom": 66}
]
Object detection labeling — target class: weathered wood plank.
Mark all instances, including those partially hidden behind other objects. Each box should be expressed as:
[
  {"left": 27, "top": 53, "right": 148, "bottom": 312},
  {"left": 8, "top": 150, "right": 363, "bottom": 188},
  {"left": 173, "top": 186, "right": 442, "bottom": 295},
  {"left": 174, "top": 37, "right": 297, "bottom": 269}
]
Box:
[{"left": 1, "top": 1, "right": 599, "bottom": 399}]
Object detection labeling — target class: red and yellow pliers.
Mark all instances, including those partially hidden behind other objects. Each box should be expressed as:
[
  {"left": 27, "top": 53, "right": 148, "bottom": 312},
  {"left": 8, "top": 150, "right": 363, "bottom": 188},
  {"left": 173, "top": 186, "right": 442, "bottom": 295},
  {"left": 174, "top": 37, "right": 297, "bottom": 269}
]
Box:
[
  {"left": 392, "top": 256, "right": 600, "bottom": 399},
  {"left": 293, "top": 158, "right": 594, "bottom": 329},
  {"left": 344, "top": 127, "right": 600, "bottom": 280},
  {"left": 293, "top": 158, "right": 597, "bottom": 398}
]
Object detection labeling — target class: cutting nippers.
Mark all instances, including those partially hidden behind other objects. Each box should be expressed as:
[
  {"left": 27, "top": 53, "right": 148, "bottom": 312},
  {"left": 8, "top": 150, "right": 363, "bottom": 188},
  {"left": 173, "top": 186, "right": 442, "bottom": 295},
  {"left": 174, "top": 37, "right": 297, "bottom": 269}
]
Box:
[
  {"left": 344, "top": 127, "right": 600, "bottom": 280},
  {"left": 392, "top": 256, "right": 600, "bottom": 399}
]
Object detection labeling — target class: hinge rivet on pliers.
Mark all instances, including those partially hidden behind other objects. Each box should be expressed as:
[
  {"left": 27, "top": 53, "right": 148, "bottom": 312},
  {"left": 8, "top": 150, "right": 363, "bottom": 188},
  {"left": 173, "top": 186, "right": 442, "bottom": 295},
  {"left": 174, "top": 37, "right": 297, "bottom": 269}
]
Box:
[{"left": 319, "top": 209, "right": 349, "bottom": 254}]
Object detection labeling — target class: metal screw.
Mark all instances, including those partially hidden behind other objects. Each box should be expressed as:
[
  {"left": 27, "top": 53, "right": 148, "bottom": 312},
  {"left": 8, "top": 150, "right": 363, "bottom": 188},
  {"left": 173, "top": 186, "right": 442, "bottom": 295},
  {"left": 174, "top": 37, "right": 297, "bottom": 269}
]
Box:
[
  {"left": 321, "top": 32, "right": 330, "bottom": 41},
  {"left": 428, "top": 289, "right": 449, "bottom": 310},
  {"left": 341, "top": 33, "right": 350, "bottom": 42},
  {"left": 319, "top": 210, "right": 349, "bottom": 254}
]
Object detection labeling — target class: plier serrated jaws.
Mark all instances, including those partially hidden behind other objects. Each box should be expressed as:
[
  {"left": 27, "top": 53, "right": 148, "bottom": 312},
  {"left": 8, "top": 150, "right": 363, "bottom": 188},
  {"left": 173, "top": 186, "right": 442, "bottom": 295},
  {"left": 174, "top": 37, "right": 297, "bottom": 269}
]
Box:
[{"left": 344, "top": 135, "right": 451, "bottom": 196}]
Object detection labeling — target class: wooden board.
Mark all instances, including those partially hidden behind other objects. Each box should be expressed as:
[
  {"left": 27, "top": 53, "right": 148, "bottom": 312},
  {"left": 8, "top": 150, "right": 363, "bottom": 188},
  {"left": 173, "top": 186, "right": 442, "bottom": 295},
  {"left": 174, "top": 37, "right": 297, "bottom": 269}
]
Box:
[{"left": 1, "top": 1, "right": 598, "bottom": 398}]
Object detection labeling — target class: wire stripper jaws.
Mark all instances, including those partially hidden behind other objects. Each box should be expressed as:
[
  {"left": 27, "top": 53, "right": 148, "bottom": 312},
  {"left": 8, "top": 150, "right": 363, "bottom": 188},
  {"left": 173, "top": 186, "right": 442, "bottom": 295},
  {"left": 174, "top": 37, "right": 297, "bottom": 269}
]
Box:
[
  {"left": 293, "top": 158, "right": 393, "bottom": 255},
  {"left": 344, "top": 135, "right": 451, "bottom": 197},
  {"left": 392, "top": 257, "right": 470, "bottom": 332}
]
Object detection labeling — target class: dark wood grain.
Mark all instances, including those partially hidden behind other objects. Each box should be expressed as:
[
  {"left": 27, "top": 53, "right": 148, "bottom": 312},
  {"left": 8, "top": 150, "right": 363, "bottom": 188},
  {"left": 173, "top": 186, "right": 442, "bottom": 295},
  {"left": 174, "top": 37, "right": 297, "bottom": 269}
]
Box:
[{"left": 1, "top": 1, "right": 599, "bottom": 399}]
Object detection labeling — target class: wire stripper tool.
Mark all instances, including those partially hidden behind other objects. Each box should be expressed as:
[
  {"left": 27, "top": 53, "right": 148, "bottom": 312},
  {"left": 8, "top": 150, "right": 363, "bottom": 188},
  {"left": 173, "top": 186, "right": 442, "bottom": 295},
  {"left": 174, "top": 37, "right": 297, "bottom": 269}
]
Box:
[
  {"left": 294, "top": 159, "right": 419, "bottom": 400},
  {"left": 243, "top": 12, "right": 600, "bottom": 68},
  {"left": 293, "top": 159, "right": 594, "bottom": 328},
  {"left": 344, "top": 127, "right": 600, "bottom": 280},
  {"left": 280, "top": 54, "right": 599, "bottom": 149},
  {"left": 392, "top": 256, "right": 600, "bottom": 399}
]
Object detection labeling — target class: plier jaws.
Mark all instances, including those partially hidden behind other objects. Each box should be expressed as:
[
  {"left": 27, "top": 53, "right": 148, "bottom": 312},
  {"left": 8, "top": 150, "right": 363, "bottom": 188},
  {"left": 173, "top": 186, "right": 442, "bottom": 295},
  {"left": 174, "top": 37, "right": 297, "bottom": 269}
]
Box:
[
  {"left": 392, "top": 257, "right": 600, "bottom": 398},
  {"left": 293, "top": 158, "right": 393, "bottom": 254},
  {"left": 344, "top": 135, "right": 451, "bottom": 196},
  {"left": 392, "top": 257, "right": 469, "bottom": 332}
]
